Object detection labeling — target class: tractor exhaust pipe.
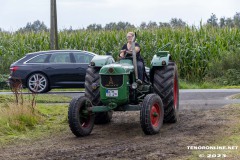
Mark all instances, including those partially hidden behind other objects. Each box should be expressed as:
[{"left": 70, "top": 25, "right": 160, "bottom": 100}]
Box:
[{"left": 131, "top": 33, "right": 139, "bottom": 81}]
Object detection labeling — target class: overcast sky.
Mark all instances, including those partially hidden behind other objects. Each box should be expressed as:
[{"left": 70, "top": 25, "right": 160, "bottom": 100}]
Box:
[{"left": 0, "top": 0, "right": 239, "bottom": 31}]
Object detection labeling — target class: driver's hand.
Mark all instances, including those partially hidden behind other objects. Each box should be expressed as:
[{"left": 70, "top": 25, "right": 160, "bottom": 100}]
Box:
[
  {"left": 120, "top": 49, "right": 126, "bottom": 53},
  {"left": 120, "top": 51, "right": 125, "bottom": 58},
  {"left": 120, "top": 49, "right": 126, "bottom": 58},
  {"left": 126, "top": 50, "right": 132, "bottom": 54}
]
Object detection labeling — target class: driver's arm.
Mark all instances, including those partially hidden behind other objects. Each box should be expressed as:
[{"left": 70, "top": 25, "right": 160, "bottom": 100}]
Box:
[
  {"left": 135, "top": 46, "right": 140, "bottom": 53},
  {"left": 126, "top": 46, "right": 140, "bottom": 54},
  {"left": 120, "top": 50, "right": 126, "bottom": 58}
]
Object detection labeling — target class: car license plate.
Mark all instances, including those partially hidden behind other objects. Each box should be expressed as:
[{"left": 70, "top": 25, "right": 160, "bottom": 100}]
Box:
[{"left": 106, "top": 90, "right": 118, "bottom": 97}]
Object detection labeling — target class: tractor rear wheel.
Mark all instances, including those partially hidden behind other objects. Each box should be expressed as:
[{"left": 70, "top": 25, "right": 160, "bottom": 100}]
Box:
[
  {"left": 85, "top": 67, "right": 113, "bottom": 124},
  {"left": 140, "top": 94, "right": 164, "bottom": 135},
  {"left": 153, "top": 62, "right": 179, "bottom": 123},
  {"left": 68, "top": 96, "right": 95, "bottom": 137}
]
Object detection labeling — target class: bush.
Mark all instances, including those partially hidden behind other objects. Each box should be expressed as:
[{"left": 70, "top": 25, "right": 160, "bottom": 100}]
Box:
[{"left": 205, "top": 49, "right": 240, "bottom": 85}]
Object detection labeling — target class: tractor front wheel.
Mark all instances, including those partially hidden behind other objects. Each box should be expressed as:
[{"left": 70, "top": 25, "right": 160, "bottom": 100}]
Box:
[
  {"left": 68, "top": 96, "right": 95, "bottom": 137},
  {"left": 140, "top": 94, "right": 164, "bottom": 135}
]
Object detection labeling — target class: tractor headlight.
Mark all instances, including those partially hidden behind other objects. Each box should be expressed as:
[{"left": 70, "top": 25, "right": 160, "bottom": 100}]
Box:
[
  {"left": 90, "top": 61, "right": 95, "bottom": 66},
  {"left": 131, "top": 82, "right": 138, "bottom": 89},
  {"left": 108, "top": 67, "right": 114, "bottom": 73},
  {"left": 162, "top": 61, "right": 166, "bottom": 65}
]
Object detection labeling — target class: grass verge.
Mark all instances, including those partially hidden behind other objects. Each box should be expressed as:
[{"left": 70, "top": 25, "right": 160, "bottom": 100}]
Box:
[
  {"left": 0, "top": 91, "right": 70, "bottom": 145},
  {"left": 186, "top": 104, "right": 240, "bottom": 159},
  {"left": 0, "top": 94, "right": 72, "bottom": 103},
  {"left": 0, "top": 88, "right": 85, "bottom": 92},
  {"left": 230, "top": 94, "right": 240, "bottom": 99},
  {"left": 0, "top": 103, "right": 68, "bottom": 145},
  {"left": 179, "top": 80, "right": 240, "bottom": 89}
]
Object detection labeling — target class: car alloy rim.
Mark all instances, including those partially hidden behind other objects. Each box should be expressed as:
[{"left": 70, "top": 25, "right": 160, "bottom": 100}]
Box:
[
  {"left": 150, "top": 103, "right": 160, "bottom": 127},
  {"left": 28, "top": 74, "right": 47, "bottom": 92}
]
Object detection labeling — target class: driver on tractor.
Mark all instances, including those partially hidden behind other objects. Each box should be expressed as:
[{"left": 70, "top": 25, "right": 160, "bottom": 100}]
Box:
[{"left": 119, "top": 32, "right": 145, "bottom": 83}]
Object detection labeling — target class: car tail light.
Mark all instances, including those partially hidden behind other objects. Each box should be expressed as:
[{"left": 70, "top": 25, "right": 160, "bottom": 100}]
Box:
[{"left": 10, "top": 66, "right": 19, "bottom": 72}]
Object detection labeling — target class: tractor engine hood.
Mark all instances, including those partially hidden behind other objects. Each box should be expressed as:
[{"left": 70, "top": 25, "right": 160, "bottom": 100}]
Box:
[{"left": 99, "top": 62, "right": 134, "bottom": 75}]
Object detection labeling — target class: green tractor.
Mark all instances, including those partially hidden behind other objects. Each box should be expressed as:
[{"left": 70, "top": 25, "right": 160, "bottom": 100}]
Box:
[{"left": 68, "top": 34, "right": 179, "bottom": 136}]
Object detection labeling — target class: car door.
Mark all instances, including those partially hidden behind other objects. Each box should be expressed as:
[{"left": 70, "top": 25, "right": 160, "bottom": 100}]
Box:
[
  {"left": 43, "top": 52, "right": 77, "bottom": 87},
  {"left": 71, "top": 52, "right": 94, "bottom": 87}
]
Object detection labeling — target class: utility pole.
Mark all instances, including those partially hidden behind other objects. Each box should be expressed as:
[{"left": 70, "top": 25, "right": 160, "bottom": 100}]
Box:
[{"left": 50, "top": 0, "right": 58, "bottom": 50}]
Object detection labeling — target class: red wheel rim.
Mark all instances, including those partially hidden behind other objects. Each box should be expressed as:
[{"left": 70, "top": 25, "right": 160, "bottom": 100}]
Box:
[
  {"left": 173, "top": 75, "right": 178, "bottom": 109},
  {"left": 150, "top": 103, "right": 160, "bottom": 127},
  {"left": 81, "top": 116, "right": 90, "bottom": 128},
  {"left": 80, "top": 116, "right": 91, "bottom": 128},
  {"left": 79, "top": 101, "right": 91, "bottom": 128}
]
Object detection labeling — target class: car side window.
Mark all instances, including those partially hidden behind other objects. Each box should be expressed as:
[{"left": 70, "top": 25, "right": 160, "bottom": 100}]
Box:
[
  {"left": 73, "top": 52, "right": 93, "bottom": 63},
  {"left": 26, "top": 54, "right": 49, "bottom": 63},
  {"left": 49, "top": 53, "right": 71, "bottom": 63}
]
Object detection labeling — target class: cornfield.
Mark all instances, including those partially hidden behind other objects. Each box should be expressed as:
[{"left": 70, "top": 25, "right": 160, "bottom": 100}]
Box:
[{"left": 0, "top": 26, "right": 239, "bottom": 82}]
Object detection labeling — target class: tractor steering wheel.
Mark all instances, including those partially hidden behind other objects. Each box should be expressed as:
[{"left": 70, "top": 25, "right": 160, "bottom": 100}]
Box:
[
  {"left": 119, "top": 50, "right": 131, "bottom": 59},
  {"left": 123, "top": 50, "right": 133, "bottom": 59}
]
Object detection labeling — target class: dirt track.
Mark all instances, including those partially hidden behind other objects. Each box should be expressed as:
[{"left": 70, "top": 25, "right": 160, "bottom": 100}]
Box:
[{"left": 0, "top": 105, "right": 239, "bottom": 160}]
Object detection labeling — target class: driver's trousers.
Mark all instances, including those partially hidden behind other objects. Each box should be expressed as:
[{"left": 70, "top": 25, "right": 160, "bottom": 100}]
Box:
[{"left": 137, "top": 61, "right": 144, "bottom": 81}]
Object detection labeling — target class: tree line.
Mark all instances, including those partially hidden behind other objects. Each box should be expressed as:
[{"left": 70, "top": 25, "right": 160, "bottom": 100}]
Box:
[
  {"left": 207, "top": 13, "right": 240, "bottom": 28},
  {"left": 1, "top": 12, "right": 240, "bottom": 33}
]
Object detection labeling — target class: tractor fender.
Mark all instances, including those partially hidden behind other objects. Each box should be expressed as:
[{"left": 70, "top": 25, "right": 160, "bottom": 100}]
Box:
[
  {"left": 90, "top": 55, "right": 115, "bottom": 67},
  {"left": 150, "top": 53, "right": 171, "bottom": 67},
  {"left": 149, "top": 52, "right": 172, "bottom": 83}
]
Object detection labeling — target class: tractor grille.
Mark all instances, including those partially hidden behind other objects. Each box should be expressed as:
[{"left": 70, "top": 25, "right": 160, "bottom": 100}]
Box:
[{"left": 101, "top": 75, "right": 123, "bottom": 88}]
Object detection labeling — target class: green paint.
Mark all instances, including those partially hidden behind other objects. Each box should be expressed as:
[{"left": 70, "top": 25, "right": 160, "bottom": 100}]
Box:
[
  {"left": 90, "top": 55, "right": 115, "bottom": 67},
  {"left": 91, "top": 104, "right": 141, "bottom": 112},
  {"left": 150, "top": 54, "right": 170, "bottom": 67},
  {"left": 156, "top": 51, "right": 169, "bottom": 57},
  {"left": 99, "top": 62, "right": 134, "bottom": 75},
  {"left": 91, "top": 106, "right": 110, "bottom": 112},
  {"left": 100, "top": 74, "right": 129, "bottom": 106}
]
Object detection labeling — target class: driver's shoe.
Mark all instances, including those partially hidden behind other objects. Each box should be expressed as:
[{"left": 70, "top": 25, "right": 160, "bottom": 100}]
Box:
[{"left": 136, "top": 79, "right": 143, "bottom": 85}]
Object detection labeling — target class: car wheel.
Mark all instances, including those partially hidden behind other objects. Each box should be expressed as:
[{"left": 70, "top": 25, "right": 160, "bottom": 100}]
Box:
[{"left": 27, "top": 73, "right": 49, "bottom": 93}]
